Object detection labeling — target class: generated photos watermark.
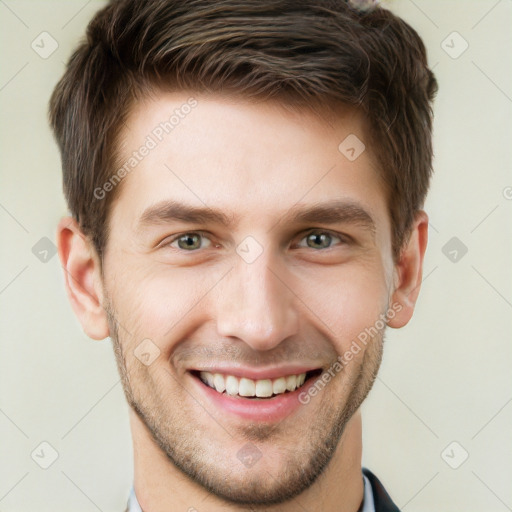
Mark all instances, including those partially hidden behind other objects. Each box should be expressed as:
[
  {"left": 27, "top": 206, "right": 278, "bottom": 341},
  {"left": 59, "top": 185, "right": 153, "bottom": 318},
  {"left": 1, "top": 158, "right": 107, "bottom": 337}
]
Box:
[
  {"left": 298, "top": 301, "right": 403, "bottom": 405},
  {"left": 94, "top": 97, "right": 198, "bottom": 200}
]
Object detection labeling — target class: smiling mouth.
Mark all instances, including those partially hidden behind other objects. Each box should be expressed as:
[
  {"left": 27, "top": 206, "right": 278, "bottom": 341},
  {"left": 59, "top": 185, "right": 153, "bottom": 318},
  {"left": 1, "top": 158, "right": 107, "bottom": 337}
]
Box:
[{"left": 191, "top": 369, "right": 323, "bottom": 399}]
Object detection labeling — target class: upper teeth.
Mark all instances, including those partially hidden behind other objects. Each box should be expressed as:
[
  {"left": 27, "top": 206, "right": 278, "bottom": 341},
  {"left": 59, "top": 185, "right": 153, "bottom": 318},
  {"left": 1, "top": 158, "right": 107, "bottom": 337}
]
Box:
[{"left": 199, "top": 371, "right": 307, "bottom": 398}]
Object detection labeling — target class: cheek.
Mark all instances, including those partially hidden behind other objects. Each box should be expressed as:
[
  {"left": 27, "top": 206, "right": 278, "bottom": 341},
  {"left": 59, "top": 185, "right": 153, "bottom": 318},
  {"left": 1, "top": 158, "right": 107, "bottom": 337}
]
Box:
[
  {"left": 295, "top": 261, "right": 389, "bottom": 354},
  {"left": 105, "top": 258, "right": 217, "bottom": 348}
]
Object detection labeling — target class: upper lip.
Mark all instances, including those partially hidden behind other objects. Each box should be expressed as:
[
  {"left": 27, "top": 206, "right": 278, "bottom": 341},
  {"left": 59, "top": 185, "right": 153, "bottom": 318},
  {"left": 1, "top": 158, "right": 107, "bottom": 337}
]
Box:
[{"left": 189, "top": 365, "right": 321, "bottom": 380}]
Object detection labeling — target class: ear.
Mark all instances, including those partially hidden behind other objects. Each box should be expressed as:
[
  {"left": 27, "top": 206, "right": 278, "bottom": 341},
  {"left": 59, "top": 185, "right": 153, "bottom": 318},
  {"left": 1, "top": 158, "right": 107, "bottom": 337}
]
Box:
[
  {"left": 56, "top": 217, "right": 110, "bottom": 340},
  {"left": 387, "top": 210, "right": 429, "bottom": 329}
]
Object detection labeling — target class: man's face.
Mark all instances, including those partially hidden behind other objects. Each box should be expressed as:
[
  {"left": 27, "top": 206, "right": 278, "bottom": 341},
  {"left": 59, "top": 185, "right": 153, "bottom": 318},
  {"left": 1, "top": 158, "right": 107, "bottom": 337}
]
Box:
[{"left": 102, "top": 93, "right": 396, "bottom": 504}]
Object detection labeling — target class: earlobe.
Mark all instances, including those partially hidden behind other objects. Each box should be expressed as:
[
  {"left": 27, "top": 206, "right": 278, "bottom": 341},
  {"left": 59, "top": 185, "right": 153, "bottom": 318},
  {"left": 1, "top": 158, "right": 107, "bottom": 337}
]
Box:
[
  {"left": 57, "top": 217, "right": 110, "bottom": 340},
  {"left": 387, "top": 210, "right": 429, "bottom": 329}
]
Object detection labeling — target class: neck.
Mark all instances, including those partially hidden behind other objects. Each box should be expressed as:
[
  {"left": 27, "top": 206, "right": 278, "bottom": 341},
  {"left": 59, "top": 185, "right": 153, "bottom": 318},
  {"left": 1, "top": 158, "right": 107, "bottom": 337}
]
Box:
[{"left": 130, "top": 409, "right": 364, "bottom": 512}]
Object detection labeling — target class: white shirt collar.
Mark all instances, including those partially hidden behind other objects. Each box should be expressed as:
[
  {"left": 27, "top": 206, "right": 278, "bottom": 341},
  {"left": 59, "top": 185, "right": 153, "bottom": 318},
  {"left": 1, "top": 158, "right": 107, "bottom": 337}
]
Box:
[
  {"left": 361, "top": 473, "right": 376, "bottom": 512},
  {"left": 127, "top": 472, "right": 375, "bottom": 512},
  {"left": 127, "top": 486, "right": 142, "bottom": 512}
]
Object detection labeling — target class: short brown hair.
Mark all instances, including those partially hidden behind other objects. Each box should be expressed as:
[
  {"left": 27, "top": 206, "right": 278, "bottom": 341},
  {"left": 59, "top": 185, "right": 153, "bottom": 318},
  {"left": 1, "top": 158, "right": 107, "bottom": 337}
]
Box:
[{"left": 49, "top": 0, "right": 437, "bottom": 261}]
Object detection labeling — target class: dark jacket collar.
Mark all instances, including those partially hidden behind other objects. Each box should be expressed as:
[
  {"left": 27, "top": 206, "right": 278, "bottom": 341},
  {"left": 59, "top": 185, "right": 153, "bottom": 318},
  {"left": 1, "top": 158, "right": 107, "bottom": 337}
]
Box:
[{"left": 362, "top": 468, "right": 401, "bottom": 512}]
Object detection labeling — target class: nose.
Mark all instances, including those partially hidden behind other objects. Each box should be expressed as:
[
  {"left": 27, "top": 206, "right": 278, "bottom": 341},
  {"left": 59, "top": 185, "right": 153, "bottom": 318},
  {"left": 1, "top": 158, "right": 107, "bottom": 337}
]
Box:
[{"left": 215, "top": 250, "right": 300, "bottom": 351}]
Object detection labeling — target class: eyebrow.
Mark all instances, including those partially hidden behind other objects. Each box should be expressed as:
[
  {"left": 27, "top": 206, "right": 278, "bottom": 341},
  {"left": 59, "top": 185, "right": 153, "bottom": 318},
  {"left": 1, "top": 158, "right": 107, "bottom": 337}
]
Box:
[
  {"left": 137, "top": 199, "right": 376, "bottom": 236},
  {"left": 284, "top": 201, "right": 376, "bottom": 236},
  {"left": 138, "top": 200, "right": 233, "bottom": 228}
]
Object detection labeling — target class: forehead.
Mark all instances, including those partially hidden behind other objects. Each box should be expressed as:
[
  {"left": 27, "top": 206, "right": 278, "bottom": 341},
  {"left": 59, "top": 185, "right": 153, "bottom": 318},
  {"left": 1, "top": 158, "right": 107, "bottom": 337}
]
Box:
[{"left": 110, "top": 92, "right": 389, "bottom": 236}]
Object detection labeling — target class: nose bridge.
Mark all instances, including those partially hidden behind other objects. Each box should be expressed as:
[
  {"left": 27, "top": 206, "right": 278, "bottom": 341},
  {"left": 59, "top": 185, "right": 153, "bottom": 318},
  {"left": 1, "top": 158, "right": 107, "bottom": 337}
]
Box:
[{"left": 216, "top": 250, "right": 299, "bottom": 351}]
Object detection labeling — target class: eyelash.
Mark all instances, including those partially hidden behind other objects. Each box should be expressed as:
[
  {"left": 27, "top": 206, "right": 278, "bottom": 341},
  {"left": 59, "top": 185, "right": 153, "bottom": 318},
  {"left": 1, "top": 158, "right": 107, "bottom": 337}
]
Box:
[{"left": 162, "top": 229, "right": 350, "bottom": 251}]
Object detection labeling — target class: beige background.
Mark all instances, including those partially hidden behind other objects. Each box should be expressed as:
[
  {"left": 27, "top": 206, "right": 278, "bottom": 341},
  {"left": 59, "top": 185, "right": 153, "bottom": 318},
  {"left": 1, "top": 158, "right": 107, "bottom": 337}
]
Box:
[{"left": 0, "top": 1, "right": 511, "bottom": 510}]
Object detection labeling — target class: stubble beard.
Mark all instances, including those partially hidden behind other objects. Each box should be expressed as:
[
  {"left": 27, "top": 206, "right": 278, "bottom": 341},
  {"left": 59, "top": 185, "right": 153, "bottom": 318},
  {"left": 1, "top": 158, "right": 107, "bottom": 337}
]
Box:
[{"left": 105, "top": 301, "right": 384, "bottom": 507}]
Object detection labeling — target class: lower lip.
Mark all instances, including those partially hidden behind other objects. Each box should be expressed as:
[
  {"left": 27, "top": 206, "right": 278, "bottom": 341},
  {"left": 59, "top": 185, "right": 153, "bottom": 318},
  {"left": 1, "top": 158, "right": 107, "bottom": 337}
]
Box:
[{"left": 189, "top": 372, "right": 315, "bottom": 423}]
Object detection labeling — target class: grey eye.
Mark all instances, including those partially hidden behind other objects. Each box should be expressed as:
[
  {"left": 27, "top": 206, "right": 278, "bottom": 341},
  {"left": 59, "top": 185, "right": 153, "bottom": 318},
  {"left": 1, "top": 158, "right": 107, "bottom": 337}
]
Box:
[
  {"left": 307, "top": 233, "right": 332, "bottom": 249},
  {"left": 172, "top": 233, "right": 211, "bottom": 250},
  {"left": 297, "top": 231, "right": 343, "bottom": 250}
]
